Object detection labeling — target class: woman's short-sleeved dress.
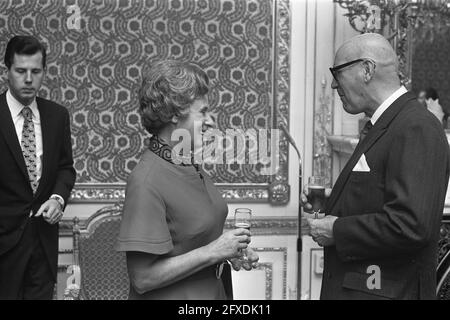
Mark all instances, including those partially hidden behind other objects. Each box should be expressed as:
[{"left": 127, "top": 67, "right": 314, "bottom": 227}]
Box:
[{"left": 116, "top": 149, "right": 229, "bottom": 299}]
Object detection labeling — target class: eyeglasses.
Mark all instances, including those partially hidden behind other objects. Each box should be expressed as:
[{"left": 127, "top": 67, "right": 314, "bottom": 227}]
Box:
[{"left": 329, "top": 58, "right": 367, "bottom": 81}]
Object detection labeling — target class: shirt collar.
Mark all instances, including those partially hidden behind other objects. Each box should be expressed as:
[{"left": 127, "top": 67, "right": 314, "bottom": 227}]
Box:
[
  {"left": 370, "top": 86, "right": 407, "bottom": 125},
  {"left": 6, "top": 89, "right": 39, "bottom": 119}
]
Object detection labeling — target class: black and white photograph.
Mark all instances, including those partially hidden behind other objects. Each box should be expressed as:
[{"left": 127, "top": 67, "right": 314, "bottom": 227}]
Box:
[{"left": 0, "top": 0, "right": 449, "bottom": 304}]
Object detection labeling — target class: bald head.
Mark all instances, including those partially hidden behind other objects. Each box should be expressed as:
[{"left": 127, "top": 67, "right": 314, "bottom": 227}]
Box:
[
  {"left": 332, "top": 33, "right": 402, "bottom": 116},
  {"left": 336, "top": 33, "right": 398, "bottom": 75}
]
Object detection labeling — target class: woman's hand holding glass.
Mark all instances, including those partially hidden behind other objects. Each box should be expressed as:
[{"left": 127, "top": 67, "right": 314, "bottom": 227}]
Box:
[
  {"left": 230, "top": 208, "right": 258, "bottom": 271},
  {"left": 205, "top": 208, "right": 259, "bottom": 271},
  {"left": 206, "top": 228, "right": 251, "bottom": 263},
  {"left": 229, "top": 248, "right": 259, "bottom": 271}
]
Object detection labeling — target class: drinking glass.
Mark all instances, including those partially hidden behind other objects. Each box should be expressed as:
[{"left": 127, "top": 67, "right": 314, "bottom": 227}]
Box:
[
  {"left": 234, "top": 208, "right": 252, "bottom": 261},
  {"left": 307, "top": 176, "right": 326, "bottom": 218}
]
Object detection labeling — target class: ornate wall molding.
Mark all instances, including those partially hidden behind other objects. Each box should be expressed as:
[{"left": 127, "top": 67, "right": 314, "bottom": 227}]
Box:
[
  {"left": 70, "top": 184, "right": 125, "bottom": 203},
  {"left": 252, "top": 262, "right": 273, "bottom": 300},
  {"left": 313, "top": 78, "right": 333, "bottom": 186},
  {"left": 224, "top": 217, "right": 298, "bottom": 235},
  {"left": 60, "top": 201, "right": 305, "bottom": 236},
  {"left": 269, "top": 0, "right": 292, "bottom": 205},
  {"left": 71, "top": 184, "right": 273, "bottom": 203},
  {"left": 61, "top": 217, "right": 301, "bottom": 237},
  {"left": 253, "top": 247, "right": 288, "bottom": 300},
  {"left": 389, "top": 5, "right": 413, "bottom": 87}
]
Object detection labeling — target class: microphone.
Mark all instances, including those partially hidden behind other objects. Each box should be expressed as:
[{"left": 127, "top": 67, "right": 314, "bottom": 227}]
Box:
[
  {"left": 279, "top": 122, "right": 303, "bottom": 300},
  {"left": 279, "top": 122, "right": 301, "bottom": 159}
]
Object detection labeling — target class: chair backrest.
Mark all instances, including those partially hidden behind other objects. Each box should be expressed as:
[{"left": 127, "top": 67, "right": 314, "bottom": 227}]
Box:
[
  {"left": 437, "top": 219, "right": 450, "bottom": 300},
  {"left": 73, "top": 203, "right": 129, "bottom": 300},
  {"left": 437, "top": 250, "right": 450, "bottom": 300}
]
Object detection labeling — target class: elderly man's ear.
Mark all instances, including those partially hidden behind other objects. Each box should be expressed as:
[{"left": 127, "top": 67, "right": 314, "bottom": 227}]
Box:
[{"left": 362, "top": 60, "right": 376, "bottom": 82}]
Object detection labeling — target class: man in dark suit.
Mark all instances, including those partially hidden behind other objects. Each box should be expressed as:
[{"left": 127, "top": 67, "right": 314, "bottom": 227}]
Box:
[
  {"left": 303, "top": 33, "right": 450, "bottom": 299},
  {"left": 0, "top": 36, "right": 76, "bottom": 299}
]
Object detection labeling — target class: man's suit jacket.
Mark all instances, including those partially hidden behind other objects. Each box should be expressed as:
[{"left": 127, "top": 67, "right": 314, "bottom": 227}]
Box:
[
  {"left": 321, "top": 92, "right": 450, "bottom": 300},
  {"left": 0, "top": 92, "right": 76, "bottom": 279}
]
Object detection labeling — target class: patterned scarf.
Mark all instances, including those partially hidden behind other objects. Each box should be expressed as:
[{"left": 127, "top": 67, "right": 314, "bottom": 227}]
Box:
[
  {"left": 149, "top": 135, "right": 204, "bottom": 180},
  {"left": 148, "top": 135, "right": 193, "bottom": 166}
]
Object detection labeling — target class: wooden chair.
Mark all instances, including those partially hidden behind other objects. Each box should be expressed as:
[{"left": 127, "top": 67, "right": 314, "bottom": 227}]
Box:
[
  {"left": 64, "top": 203, "right": 129, "bottom": 300},
  {"left": 437, "top": 250, "right": 450, "bottom": 300},
  {"left": 437, "top": 218, "right": 450, "bottom": 300}
]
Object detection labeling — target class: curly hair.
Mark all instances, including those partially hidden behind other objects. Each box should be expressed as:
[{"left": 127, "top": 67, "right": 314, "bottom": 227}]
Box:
[{"left": 139, "top": 60, "right": 210, "bottom": 135}]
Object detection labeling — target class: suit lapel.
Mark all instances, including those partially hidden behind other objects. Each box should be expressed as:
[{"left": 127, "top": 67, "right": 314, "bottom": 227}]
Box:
[
  {"left": 0, "top": 92, "right": 29, "bottom": 181},
  {"left": 327, "top": 92, "right": 417, "bottom": 214}
]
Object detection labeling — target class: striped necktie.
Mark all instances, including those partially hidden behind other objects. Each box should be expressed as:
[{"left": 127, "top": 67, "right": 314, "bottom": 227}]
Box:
[{"left": 21, "top": 106, "right": 39, "bottom": 194}]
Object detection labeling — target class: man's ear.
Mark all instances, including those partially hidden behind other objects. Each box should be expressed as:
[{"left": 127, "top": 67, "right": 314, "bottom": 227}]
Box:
[
  {"left": 2, "top": 65, "right": 9, "bottom": 77},
  {"left": 362, "top": 60, "right": 376, "bottom": 82}
]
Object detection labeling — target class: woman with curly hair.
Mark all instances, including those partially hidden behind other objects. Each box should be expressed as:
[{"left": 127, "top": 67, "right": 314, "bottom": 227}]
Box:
[{"left": 116, "top": 60, "right": 258, "bottom": 300}]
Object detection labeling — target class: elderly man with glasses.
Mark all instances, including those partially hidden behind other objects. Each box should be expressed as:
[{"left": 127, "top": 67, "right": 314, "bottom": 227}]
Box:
[{"left": 301, "top": 33, "right": 450, "bottom": 300}]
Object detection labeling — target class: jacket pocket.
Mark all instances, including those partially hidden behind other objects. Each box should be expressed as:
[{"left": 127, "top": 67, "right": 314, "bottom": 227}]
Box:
[
  {"left": 348, "top": 171, "right": 371, "bottom": 183},
  {"left": 342, "top": 171, "right": 384, "bottom": 216},
  {"left": 342, "top": 271, "right": 403, "bottom": 299}
]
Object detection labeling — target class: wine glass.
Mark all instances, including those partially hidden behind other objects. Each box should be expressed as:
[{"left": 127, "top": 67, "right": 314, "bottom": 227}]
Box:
[{"left": 234, "top": 208, "right": 252, "bottom": 262}]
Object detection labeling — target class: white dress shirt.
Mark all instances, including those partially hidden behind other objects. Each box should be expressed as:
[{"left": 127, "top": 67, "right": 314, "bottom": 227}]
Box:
[
  {"left": 370, "top": 86, "right": 408, "bottom": 125},
  {"left": 6, "top": 90, "right": 43, "bottom": 182},
  {"left": 353, "top": 86, "right": 408, "bottom": 173},
  {"left": 6, "top": 90, "right": 64, "bottom": 207}
]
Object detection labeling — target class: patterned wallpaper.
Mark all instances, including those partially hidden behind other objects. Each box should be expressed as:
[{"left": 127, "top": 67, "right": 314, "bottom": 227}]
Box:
[
  {"left": 412, "top": 33, "right": 450, "bottom": 115},
  {"left": 0, "top": 0, "right": 275, "bottom": 187}
]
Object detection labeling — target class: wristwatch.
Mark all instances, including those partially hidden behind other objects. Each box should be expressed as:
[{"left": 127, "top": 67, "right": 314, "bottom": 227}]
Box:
[{"left": 50, "top": 195, "right": 64, "bottom": 210}]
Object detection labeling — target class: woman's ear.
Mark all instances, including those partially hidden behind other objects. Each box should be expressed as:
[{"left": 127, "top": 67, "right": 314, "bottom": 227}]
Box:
[{"left": 171, "top": 115, "right": 179, "bottom": 124}]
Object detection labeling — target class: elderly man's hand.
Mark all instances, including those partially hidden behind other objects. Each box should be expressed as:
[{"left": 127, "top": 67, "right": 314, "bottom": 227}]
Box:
[
  {"left": 306, "top": 215, "right": 338, "bottom": 247},
  {"left": 300, "top": 186, "right": 332, "bottom": 213}
]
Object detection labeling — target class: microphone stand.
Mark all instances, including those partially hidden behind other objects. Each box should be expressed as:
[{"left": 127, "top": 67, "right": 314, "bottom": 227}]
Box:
[{"left": 279, "top": 123, "right": 303, "bottom": 300}]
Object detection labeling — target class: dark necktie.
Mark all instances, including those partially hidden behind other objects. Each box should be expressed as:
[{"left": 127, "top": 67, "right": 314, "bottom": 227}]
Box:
[
  {"left": 359, "top": 120, "right": 373, "bottom": 142},
  {"left": 21, "top": 106, "right": 38, "bottom": 194}
]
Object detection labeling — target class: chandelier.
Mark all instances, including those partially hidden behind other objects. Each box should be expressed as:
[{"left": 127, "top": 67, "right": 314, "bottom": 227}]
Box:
[{"left": 334, "top": 0, "right": 450, "bottom": 42}]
